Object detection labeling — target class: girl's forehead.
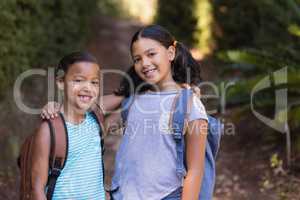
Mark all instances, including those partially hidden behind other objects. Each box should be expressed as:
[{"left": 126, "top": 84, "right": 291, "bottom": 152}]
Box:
[
  {"left": 132, "top": 38, "right": 164, "bottom": 53},
  {"left": 67, "top": 61, "right": 100, "bottom": 75}
]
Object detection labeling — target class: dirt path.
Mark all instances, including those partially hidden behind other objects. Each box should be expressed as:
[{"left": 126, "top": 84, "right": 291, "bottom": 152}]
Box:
[{"left": 214, "top": 111, "right": 299, "bottom": 200}]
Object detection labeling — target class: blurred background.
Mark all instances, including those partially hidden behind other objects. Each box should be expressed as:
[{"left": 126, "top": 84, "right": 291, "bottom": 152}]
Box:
[{"left": 0, "top": 0, "right": 299, "bottom": 199}]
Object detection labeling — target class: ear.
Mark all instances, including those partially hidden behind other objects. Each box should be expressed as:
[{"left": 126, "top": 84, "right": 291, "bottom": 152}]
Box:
[
  {"left": 167, "top": 45, "right": 176, "bottom": 61},
  {"left": 56, "top": 78, "right": 64, "bottom": 91}
]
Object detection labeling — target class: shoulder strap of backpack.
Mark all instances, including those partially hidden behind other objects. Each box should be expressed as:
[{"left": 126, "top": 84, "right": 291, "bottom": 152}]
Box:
[
  {"left": 91, "top": 105, "right": 106, "bottom": 155},
  {"left": 207, "top": 115, "right": 222, "bottom": 158},
  {"left": 171, "top": 89, "right": 192, "bottom": 178},
  {"left": 91, "top": 106, "right": 106, "bottom": 188},
  {"left": 171, "top": 89, "right": 223, "bottom": 178},
  {"left": 46, "top": 113, "right": 68, "bottom": 200}
]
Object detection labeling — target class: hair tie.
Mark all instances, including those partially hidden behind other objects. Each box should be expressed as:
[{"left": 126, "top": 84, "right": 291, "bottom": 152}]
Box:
[{"left": 173, "top": 40, "right": 178, "bottom": 47}]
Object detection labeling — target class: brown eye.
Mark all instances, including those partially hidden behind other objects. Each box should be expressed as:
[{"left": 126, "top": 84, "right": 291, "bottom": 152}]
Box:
[
  {"left": 73, "top": 79, "right": 82, "bottom": 83},
  {"left": 133, "top": 58, "right": 141, "bottom": 64},
  {"left": 92, "top": 81, "right": 99, "bottom": 85},
  {"left": 148, "top": 52, "right": 156, "bottom": 57}
]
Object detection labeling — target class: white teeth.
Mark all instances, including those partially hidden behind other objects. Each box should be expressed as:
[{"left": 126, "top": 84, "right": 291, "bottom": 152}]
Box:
[
  {"left": 143, "top": 68, "right": 156, "bottom": 73},
  {"left": 79, "top": 95, "right": 91, "bottom": 102},
  {"left": 143, "top": 68, "right": 156, "bottom": 76}
]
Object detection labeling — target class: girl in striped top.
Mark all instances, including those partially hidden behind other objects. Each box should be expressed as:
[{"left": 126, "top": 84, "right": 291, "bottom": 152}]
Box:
[{"left": 31, "top": 52, "right": 106, "bottom": 200}]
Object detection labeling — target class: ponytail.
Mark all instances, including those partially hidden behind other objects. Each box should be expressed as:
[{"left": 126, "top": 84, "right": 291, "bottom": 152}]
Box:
[{"left": 171, "top": 42, "right": 202, "bottom": 85}]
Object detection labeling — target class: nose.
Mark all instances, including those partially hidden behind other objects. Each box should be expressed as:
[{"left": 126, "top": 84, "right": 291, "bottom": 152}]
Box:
[
  {"left": 82, "top": 81, "right": 93, "bottom": 91},
  {"left": 141, "top": 56, "right": 151, "bottom": 67}
]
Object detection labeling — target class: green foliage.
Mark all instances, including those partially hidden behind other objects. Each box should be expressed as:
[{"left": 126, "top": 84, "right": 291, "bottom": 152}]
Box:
[
  {"left": 215, "top": 0, "right": 300, "bottom": 63},
  {"left": 289, "top": 106, "right": 300, "bottom": 130},
  {"left": 270, "top": 153, "right": 284, "bottom": 170},
  {"left": 154, "top": 0, "right": 198, "bottom": 46},
  {"left": 215, "top": 0, "right": 300, "bottom": 164},
  {"left": 214, "top": 0, "right": 260, "bottom": 49},
  {"left": 215, "top": 0, "right": 300, "bottom": 112},
  {"left": 225, "top": 76, "right": 265, "bottom": 106},
  {"left": 97, "top": 0, "right": 124, "bottom": 17},
  {"left": 154, "top": 0, "right": 216, "bottom": 53},
  {"left": 0, "top": 0, "right": 99, "bottom": 98},
  {"left": 218, "top": 49, "right": 300, "bottom": 77},
  {"left": 288, "top": 24, "right": 300, "bottom": 37}
]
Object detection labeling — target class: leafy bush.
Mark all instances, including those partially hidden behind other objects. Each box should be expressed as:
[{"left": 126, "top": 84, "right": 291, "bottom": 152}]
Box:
[
  {"left": 154, "top": 0, "right": 198, "bottom": 47},
  {"left": 214, "top": 0, "right": 300, "bottom": 166},
  {"left": 0, "top": 0, "right": 99, "bottom": 98}
]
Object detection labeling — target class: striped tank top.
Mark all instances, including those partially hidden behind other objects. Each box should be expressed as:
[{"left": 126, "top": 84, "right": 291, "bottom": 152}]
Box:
[{"left": 51, "top": 112, "right": 105, "bottom": 200}]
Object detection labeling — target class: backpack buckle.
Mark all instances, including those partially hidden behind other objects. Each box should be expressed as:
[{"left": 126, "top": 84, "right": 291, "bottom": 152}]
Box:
[
  {"left": 50, "top": 167, "right": 61, "bottom": 178},
  {"left": 173, "top": 131, "right": 182, "bottom": 140}
]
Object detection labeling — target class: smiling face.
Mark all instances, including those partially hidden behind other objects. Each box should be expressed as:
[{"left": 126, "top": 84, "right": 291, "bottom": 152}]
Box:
[
  {"left": 131, "top": 37, "right": 176, "bottom": 90},
  {"left": 57, "top": 61, "right": 100, "bottom": 113}
]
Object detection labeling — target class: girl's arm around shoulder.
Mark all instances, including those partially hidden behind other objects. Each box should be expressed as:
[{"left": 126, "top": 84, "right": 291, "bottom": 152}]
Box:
[
  {"left": 41, "top": 94, "right": 124, "bottom": 119},
  {"left": 99, "top": 94, "right": 124, "bottom": 114},
  {"left": 182, "top": 119, "right": 208, "bottom": 200},
  {"left": 94, "top": 94, "right": 124, "bottom": 132},
  {"left": 31, "top": 121, "right": 51, "bottom": 200}
]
